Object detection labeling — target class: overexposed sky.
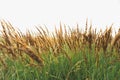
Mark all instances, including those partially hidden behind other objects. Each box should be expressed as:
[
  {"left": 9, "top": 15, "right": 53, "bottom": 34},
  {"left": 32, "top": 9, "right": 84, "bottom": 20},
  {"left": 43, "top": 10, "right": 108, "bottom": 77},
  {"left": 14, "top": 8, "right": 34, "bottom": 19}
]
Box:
[{"left": 0, "top": 0, "right": 120, "bottom": 33}]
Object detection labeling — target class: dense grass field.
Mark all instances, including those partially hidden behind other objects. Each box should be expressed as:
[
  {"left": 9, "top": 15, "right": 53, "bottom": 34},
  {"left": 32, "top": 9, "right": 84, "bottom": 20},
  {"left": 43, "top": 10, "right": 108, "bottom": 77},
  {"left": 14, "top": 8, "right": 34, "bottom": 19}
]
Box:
[{"left": 0, "top": 20, "right": 120, "bottom": 80}]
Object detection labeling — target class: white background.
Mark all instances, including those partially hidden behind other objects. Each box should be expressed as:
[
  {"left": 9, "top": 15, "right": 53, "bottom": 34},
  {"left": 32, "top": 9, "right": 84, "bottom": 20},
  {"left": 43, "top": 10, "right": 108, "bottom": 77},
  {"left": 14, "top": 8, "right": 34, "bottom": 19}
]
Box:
[{"left": 0, "top": 0, "right": 120, "bottom": 34}]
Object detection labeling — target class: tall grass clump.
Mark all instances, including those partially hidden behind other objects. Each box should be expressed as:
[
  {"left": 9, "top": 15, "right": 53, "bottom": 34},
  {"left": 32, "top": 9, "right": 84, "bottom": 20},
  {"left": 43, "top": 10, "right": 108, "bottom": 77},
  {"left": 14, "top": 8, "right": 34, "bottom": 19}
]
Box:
[{"left": 0, "top": 20, "right": 119, "bottom": 80}]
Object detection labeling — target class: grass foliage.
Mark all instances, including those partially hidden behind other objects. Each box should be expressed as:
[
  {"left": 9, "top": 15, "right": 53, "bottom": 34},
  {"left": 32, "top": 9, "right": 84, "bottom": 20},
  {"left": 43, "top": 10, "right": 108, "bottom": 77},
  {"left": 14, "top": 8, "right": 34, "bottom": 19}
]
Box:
[{"left": 0, "top": 20, "right": 120, "bottom": 80}]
